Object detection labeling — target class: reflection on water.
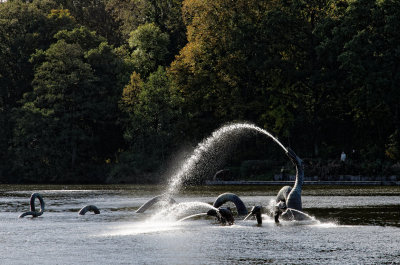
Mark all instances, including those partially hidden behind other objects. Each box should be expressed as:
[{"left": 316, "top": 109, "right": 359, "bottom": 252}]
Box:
[
  {"left": 1, "top": 185, "right": 399, "bottom": 264},
  {"left": 104, "top": 221, "right": 182, "bottom": 236}
]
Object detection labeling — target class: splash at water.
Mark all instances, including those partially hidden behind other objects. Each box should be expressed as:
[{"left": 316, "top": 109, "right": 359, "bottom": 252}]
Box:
[
  {"left": 284, "top": 208, "right": 316, "bottom": 222},
  {"left": 148, "top": 202, "right": 218, "bottom": 223},
  {"left": 166, "top": 123, "right": 287, "bottom": 195}
]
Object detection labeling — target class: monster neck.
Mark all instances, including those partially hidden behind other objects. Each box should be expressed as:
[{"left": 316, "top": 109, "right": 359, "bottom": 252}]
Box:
[{"left": 292, "top": 161, "right": 304, "bottom": 193}]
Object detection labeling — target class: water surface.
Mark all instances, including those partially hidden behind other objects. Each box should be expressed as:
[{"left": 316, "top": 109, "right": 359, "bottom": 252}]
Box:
[{"left": 1, "top": 185, "right": 399, "bottom": 264}]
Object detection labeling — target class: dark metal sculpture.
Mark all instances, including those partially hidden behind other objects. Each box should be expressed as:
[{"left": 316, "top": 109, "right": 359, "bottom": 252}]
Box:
[
  {"left": 213, "top": 193, "right": 248, "bottom": 215},
  {"left": 79, "top": 205, "right": 100, "bottom": 215},
  {"left": 244, "top": 205, "right": 263, "bottom": 225},
  {"left": 207, "top": 207, "right": 235, "bottom": 225},
  {"left": 19, "top": 193, "right": 45, "bottom": 218},
  {"left": 274, "top": 148, "right": 310, "bottom": 222},
  {"left": 136, "top": 194, "right": 176, "bottom": 213}
]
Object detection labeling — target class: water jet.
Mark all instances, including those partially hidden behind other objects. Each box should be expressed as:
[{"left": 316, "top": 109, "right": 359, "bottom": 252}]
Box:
[
  {"left": 166, "top": 123, "right": 287, "bottom": 196},
  {"left": 244, "top": 205, "right": 263, "bottom": 225}
]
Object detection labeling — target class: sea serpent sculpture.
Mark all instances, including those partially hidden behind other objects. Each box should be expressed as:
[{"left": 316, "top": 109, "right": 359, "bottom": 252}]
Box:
[
  {"left": 273, "top": 147, "right": 311, "bottom": 223},
  {"left": 79, "top": 205, "right": 100, "bottom": 215},
  {"left": 19, "top": 193, "right": 45, "bottom": 218},
  {"left": 135, "top": 149, "right": 309, "bottom": 225}
]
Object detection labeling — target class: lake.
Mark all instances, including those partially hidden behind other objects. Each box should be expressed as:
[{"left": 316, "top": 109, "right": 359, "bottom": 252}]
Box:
[{"left": 1, "top": 185, "right": 399, "bottom": 264}]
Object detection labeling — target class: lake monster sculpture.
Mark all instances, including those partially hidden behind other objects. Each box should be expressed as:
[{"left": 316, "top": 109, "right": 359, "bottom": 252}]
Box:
[{"left": 273, "top": 148, "right": 311, "bottom": 222}]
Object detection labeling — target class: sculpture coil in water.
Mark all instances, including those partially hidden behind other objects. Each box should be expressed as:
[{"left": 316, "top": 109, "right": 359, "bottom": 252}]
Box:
[{"left": 19, "top": 193, "right": 45, "bottom": 218}]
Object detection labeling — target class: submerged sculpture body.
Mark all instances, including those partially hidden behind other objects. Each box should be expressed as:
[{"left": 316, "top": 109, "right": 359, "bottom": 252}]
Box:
[
  {"left": 136, "top": 194, "right": 176, "bottom": 213},
  {"left": 207, "top": 193, "right": 248, "bottom": 225},
  {"left": 79, "top": 205, "right": 100, "bottom": 215},
  {"left": 213, "top": 193, "right": 248, "bottom": 215},
  {"left": 207, "top": 207, "right": 235, "bottom": 225}
]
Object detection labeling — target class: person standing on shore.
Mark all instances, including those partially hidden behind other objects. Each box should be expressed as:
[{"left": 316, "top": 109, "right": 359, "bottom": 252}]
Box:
[{"left": 341, "top": 151, "right": 346, "bottom": 162}]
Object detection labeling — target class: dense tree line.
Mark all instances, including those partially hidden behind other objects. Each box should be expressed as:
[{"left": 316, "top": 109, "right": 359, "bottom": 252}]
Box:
[{"left": 1, "top": 0, "right": 399, "bottom": 183}]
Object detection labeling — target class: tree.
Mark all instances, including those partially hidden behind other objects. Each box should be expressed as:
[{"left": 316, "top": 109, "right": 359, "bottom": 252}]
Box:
[
  {"left": 170, "top": 0, "right": 275, "bottom": 140},
  {"left": 120, "top": 71, "right": 144, "bottom": 115},
  {"left": 0, "top": 1, "right": 75, "bottom": 112},
  {"left": 0, "top": 0, "right": 75, "bottom": 181},
  {"left": 0, "top": 1, "right": 69, "bottom": 114},
  {"left": 115, "top": 67, "right": 182, "bottom": 181},
  {"left": 106, "top": 0, "right": 186, "bottom": 53},
  {"left": 264, "top": 0, "right": 351, "bottom": 157},
  {"left": 52, "top": 0, "right": 122, "bottom": 45},
  {"left": 128, "top": 23, "right": 170, "bottom": 77},
  {"left": 169, "top": 0, "right": 355, "bottom": 158},
  {"left": 12, "top": 27, "right": 125, "bottom": 182},
  {"left": 334, "top": 0, "right": 400, "bottom": 160}
]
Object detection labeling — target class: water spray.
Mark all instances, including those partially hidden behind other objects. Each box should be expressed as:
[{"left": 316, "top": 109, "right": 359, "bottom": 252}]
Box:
[{"left": 166, "top": 123, "right": 288, "bottom": 196}]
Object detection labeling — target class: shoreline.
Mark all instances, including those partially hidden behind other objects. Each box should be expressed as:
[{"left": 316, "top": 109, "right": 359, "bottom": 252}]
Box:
[{"left": 205, "top": 180, "right": 400, "bottom": 186}]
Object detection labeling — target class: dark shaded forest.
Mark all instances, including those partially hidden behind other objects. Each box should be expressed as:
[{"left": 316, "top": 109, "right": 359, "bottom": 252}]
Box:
[{"left": 1, "top": 0, "right": 400, "bottom": 184}]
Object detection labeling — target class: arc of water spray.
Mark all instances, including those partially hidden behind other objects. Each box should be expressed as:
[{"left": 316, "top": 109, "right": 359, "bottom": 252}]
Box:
[
  {"left": 177, "top": 213, "right": 208, "bottom": 222},
  {"left": 166, "top": 123, "right": 288, "bottom": 195}
]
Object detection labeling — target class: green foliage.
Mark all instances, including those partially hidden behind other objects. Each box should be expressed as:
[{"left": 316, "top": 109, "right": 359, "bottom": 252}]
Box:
[
  {"left": 240, "top": 160, "right": 281, "bottom": 180},
  {"left": 12, "top": 26, "right": 124, "bottom": 182},
  {"left": 121, "top": 72, "right": 143, "bottom": 116},
  {"left": 106, "top": 0, "right": 186, "bottom": 52},
  {"left": 116, "top": 66, "right": 183, "bottom": 179},
  {"left": 170, "top": 0, "right": 345, "bottom": 150},
  {"left": 1, "top": 0, "right": 400, "bottom": 183},
  {"left": 171, "top": 0, "right": 273, "bottom": 139},
  {"left": 0, "top": 1, "right": 75, "bottom": 111},
  {"left": 128, "top": 23, "right": 170, "bottom": 77},
  {"left": 386, "top": 130, "right": 400, "bottom": 161},
  {"left": 333, "top": 0, "right": 400, "bottom": 157},
  {"left": 0, "top": 0, "right": 77, "bottom": 182},
  {"left": 50, "top": 0, "right": 122, "bottom": 45}
]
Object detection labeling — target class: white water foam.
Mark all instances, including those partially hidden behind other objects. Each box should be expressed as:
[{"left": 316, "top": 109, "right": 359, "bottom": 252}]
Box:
[{"left": 148, "top": 202, "right": 217, "bottom": 223}]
